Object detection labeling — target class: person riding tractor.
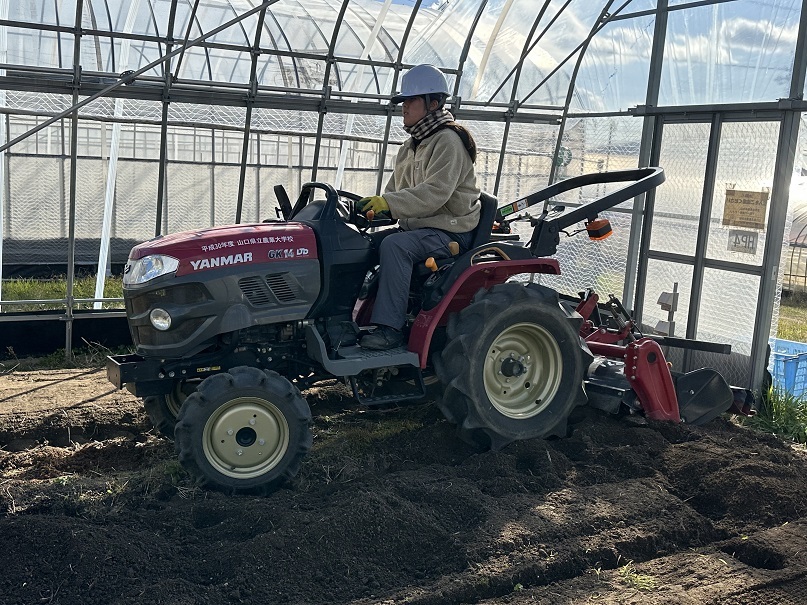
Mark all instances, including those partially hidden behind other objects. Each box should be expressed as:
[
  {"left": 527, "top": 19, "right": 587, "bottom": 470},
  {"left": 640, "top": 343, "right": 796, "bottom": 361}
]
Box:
[{"left": 358, "top": 64, "right": 481, "bottom": 350}]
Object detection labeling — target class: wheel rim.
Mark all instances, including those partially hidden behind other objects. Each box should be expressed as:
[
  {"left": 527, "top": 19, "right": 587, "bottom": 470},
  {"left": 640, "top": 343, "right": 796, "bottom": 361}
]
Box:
[
  {"left": 202, "top": 396, "right": 290, "bottom": 479},
  {"left": 165, "top": 381, "right": 196, "bottom": 417},
  {"left": 483, "top": 322, "right": 563, "bottom": 418}
]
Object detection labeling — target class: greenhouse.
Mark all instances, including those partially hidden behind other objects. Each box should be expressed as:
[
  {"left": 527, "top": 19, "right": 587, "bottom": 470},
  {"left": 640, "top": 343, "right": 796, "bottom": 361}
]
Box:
[{"left": 1, "top": 0, "right": 806, "bottom": 394}]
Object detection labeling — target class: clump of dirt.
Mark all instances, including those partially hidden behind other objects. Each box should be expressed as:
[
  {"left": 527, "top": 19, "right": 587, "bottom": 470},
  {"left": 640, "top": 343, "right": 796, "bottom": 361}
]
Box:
[{"left": 1, "top": 370, "right": 807, "bottom": 605}]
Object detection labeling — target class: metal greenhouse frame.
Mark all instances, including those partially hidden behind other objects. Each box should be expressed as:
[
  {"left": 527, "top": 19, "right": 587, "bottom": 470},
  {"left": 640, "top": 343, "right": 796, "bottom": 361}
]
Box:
[{"left": 0, "top": 0, "right": 805, "bottom": 393}]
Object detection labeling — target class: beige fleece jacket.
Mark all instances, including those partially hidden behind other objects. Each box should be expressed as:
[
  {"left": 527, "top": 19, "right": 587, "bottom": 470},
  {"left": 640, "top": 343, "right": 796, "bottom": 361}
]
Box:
[{"left": 383, "top": 128, "right": 481, "bottom": 233}]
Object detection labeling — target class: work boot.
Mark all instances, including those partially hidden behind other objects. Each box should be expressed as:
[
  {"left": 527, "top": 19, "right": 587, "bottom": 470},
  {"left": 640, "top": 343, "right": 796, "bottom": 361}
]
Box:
[{"left": 361, "top": 325, "right": 404, "bottom": 350}]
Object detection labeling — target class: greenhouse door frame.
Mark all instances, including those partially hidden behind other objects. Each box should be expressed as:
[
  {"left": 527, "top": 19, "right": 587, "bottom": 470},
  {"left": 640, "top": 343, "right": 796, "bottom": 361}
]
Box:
[{"left": 630, "top": 104, "right": 803, "bottom": 390}]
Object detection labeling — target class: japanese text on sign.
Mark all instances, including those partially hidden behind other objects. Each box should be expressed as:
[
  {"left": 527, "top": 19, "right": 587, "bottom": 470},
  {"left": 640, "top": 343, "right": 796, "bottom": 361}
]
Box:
[{"left": 722, "top": 189, "right": 769, "bottom": 230}]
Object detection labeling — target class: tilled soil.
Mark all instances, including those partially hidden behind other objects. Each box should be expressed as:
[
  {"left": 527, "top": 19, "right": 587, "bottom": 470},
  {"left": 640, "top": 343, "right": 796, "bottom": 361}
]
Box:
[{"left": 1, "top": 368, "right": 806, "bottom": 605}]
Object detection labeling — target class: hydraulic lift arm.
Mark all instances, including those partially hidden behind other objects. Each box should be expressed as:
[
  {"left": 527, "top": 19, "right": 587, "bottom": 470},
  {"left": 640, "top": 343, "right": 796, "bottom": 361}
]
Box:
[{"left": 494, "top": 167, "right": 666, "bottom": 257}]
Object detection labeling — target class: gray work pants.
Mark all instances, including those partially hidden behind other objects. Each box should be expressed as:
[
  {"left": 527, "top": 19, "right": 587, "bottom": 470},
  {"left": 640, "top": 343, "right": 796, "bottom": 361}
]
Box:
[{"left": 370, "top": 227, "right": 473, "bottom": 329}]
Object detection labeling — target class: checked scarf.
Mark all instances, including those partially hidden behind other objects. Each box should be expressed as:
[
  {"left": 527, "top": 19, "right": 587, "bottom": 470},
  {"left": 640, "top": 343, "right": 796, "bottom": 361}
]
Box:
[{"left": 404, "top": 107, "right": 455, "bottom": 141}]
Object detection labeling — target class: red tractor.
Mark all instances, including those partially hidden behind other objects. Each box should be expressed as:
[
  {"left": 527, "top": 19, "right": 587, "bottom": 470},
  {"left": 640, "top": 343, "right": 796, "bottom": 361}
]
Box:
[{"left": 107, "top": 167, "right": 752, "bottom": 494}]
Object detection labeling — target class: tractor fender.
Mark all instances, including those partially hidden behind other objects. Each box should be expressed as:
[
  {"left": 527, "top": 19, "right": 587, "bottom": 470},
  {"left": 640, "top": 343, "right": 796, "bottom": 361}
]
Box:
[
  {"left": 220, "top": 303, "right": 252, "bottom": 332},
  {"left": 408, "top": 257, "right": 560, "bottom": 368}
]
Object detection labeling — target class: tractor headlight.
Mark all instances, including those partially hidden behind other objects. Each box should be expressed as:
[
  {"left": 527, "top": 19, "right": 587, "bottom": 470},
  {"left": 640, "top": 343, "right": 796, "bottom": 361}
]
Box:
[
  {"left": 149, "top": 308, "right": 172, "bottom": 331},
  {"left": 124, "top": 254, "right": 179, "bottom": 285}
]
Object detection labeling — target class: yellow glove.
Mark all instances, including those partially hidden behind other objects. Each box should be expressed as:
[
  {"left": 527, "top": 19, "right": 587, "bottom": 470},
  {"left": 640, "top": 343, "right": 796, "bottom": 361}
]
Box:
[{"left": 358, "top": 195, "right": 390, "bottom": 215}]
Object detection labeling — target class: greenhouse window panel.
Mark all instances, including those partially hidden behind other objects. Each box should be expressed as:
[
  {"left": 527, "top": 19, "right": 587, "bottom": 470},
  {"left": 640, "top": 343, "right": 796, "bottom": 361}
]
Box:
[{"left": 660, "top": 0, "right": 802, "bottom": 105}]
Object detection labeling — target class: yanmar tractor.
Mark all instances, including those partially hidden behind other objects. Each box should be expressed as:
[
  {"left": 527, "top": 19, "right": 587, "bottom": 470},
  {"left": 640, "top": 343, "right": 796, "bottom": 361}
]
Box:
[{"left": 107, "top": 167, "right": 753, "bottom": 494}]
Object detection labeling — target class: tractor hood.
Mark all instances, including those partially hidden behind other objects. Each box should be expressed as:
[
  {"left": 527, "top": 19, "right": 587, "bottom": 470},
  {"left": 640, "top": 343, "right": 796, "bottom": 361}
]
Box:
[{"left": 129, "top": 222, "right": 318, "bottom": 277}]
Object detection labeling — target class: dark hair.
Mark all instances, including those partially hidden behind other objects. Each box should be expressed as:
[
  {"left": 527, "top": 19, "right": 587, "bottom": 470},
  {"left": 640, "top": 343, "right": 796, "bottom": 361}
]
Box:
[
  {"left": 426, "top": 93, "right": 448, "bottom": 109},
  {"left": 443, "top": 122, "right": 477, "bottom": 163}
]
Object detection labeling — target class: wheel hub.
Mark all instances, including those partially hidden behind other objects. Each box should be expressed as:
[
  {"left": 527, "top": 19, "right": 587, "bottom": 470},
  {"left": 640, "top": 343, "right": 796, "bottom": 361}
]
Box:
[
  {"left": 500, "top": 357, "right": 525, "bottom": 377},
  {"left": 203, "top": 396, "right": 289, "bottom": 479},
  {"left": 235, "top": 426, "right": 257, "bottom": 447},
  {"left": 483, "top": 322, "right": 563, "bottom": 419}
]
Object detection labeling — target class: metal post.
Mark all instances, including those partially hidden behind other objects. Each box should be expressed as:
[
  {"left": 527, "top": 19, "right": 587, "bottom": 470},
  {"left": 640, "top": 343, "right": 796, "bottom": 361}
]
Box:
[
  {"left": 95, "top": 0, "right": 143, "bottom": 309},
  {"left": 311, "top": 0, "right": 350, "bottom": 181},
  {"left": 255, "top": 134, "right": 261, "bottom": 221},
  {"left": 210, "top": 129, "right": 217, "bottom": 226},
  {"left": 750, "top": 0, "right": 807, "bottom": 390},
  {"left": 65, "top": 0, "right": 84, "bottom": 360},
  {"left": 236, "top": 5, "right": 268, "bottom": 224},
  {"left": 623, "top": 0, "right": 668, "bottom": 311},
  {"left": 0, "top": 0, "right": 7, "bottom": 310},
  {"left": 632, "top": 116, "right": 664, "bottom": 327},
  {"left": 155, "top": 0, "right": 179, "bottom": 236}
]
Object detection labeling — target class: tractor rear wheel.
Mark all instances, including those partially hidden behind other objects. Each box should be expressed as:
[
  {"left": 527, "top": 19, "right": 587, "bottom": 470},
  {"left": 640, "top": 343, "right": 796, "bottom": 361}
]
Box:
[
  {"left": 144, "top": 379, "right": 198, "bottom": 439},
  {"left": 434, "top": 283, "right": 592, "bottom": 450},
  {"left": 175, "top": 367, "right": 312, "bottom": 495}
]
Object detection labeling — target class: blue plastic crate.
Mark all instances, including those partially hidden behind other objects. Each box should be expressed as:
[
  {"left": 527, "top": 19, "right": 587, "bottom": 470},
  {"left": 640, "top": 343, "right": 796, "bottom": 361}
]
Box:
[{"left": 769, "top": 338, "right": 807, "bottom": 397}]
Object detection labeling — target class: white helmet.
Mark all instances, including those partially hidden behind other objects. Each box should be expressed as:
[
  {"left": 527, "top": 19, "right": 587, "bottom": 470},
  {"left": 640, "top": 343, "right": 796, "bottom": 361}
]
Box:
[{"left": 391, "top": 64, "right": 450, "bottom": 104}]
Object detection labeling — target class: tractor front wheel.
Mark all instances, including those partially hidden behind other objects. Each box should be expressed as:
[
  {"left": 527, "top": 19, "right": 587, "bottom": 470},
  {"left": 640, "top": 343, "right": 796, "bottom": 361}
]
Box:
[
  {"left": 144, "top": 379, "right": 198, "bottom": 439},
  {"left": 175, "top": 367, "right": 312, "bottom": 495},
  {"left": 434, "top": 283, "right": 592, "bottom": 449}
]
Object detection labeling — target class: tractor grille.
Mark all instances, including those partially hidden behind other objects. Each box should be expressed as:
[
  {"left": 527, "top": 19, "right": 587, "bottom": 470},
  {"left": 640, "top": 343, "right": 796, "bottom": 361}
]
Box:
[
  {"left": 239, "top": 276, "right": 272, "bottom": 306},
  {"left": 239, "top": 273, "right": 300, "bottom": 307},
  {"left": 136, "top": 317, "right": 206, "bottom": 347},
  {"left": 266, "top": 273, "right": 299, "bottom": 302},
  {"left": 128, "top": 283, "right": 210, "bottom": 316}
]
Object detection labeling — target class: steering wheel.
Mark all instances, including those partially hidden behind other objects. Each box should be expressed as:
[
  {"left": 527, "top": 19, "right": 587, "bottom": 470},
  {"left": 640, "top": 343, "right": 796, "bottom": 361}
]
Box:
[
  {"left": 288, "top": 182, "right": 395, "bottom": 229},
  {"left": 336, "top": 189, "right": 396, "bottom": 230}
]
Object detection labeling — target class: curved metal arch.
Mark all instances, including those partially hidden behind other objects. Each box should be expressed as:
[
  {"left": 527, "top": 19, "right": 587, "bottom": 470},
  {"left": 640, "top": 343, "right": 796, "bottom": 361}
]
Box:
[
  {"left": 224, "top": 0, "right": 254, "bottom": 83},
  {"left": 295, "top": 0, "right": 346, "bottom": 91},
  {"left": 84, "top": 1, "right": 105, "bottom": 72},
  {"left": 235, "top": 1, "right": 269, "bottom": 223},
  {"left": 311, "top": 0, "right": 351, "bottom": 181},
  {"left": 52, "top": 0, "right": 66, "bottom": 68},
  {"left": 491, "top": 0, "right": 554, "bottom": 195},
  {"left": 517, "top": 1, "right": 630, "bottom": 112},
  {"left": 145, "top": 0, "right": 165, "bottom": 76},
  {"left": 452, "top": 0, "right": 489, "bottom": 103},
  {"left": 487, "top": 0, "right": 569, "bottom": 104},
  {"left": 228, "top": 0, "right": 254, "bottom": 46},
  {"left": 102, "top": 0, "right": 116, "bottom": 72},
  {"left": 375, "top": 0, "right": 424, "bottom": 193},
  {"left": 549, "top": 0, "right": 632, "bottom": 185},
  {"left": 257, "top": 9, "right": 302, "bottom": 89},
  {"left": 173, "top": 0, "right": 214, "bottom": 82},
  {"left": 336, "top": 8, "right": 381, "bottom": 94}
]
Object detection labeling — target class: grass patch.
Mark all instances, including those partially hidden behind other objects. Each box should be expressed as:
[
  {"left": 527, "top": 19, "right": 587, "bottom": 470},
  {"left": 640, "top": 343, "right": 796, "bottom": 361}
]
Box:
[
  {"left": 617, "top": 560, "right": 656, "bottom": 591},
  {"left": 742, "top": 386, "right": 807, "bottom": 444},
  {"left": 778, "top": 293, "right": 807, "bottom": 341},
  {"left": 1, "top": 275, "right": 124, "bottom": 311}
]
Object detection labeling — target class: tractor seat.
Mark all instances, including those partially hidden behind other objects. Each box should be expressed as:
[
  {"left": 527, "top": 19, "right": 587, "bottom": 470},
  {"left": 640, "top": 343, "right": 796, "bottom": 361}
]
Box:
[
  {"left": 469, "top": 191, "right": 498, "bottom": 249},
  {"left": 414, "top": 191, "right": 498, "bottom": 278}
]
